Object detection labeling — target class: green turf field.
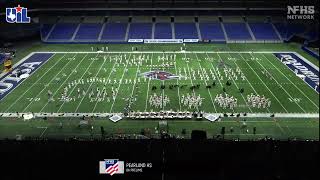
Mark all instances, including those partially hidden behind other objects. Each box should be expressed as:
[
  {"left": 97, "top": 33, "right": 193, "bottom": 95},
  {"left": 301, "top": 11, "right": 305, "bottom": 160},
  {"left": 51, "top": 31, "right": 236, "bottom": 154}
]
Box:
[
  {"left": 0, "top": 43, "right": 318, "bottom": 140},
  {"left": 0, "top": 118, "right": 318, "bottom": 140},
  {"left": 0, "top": 51, "right": 318, "bottom": 113}
]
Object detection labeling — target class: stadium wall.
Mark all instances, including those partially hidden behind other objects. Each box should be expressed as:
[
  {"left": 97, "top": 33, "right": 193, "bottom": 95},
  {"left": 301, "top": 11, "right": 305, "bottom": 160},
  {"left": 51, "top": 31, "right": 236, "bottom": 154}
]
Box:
[
  {"left": 41, "top": 39, "right": 286, "bottom": 44},
  {"left": 42, "top": 39, "right": 228, "bottom": 44}
]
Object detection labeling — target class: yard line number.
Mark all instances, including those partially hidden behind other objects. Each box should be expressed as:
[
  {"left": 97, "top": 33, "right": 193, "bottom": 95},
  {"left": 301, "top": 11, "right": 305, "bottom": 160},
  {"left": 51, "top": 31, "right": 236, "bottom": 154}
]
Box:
[
  {"left": 288, "top": 97, "right": 301, "bottom": 103},
  {"left": 27, "top": 97, "right": 41, "bottom": 102}
]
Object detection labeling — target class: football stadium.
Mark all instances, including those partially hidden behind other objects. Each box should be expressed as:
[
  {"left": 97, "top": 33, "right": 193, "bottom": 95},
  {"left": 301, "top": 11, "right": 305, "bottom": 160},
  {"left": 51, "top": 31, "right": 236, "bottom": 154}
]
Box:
[
  {"left": 0, "top": 0, "right": 318, "bottom": 142},
  {"left": 0, "top": 1, "right": 319, "bottom": 179}
]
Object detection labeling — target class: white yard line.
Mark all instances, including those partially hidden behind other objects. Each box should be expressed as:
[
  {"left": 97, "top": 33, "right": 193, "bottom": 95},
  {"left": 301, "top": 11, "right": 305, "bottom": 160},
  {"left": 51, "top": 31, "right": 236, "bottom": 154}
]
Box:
[
  {"left": 205, "top": 52, "right": 223, "bottom": 88},
  {"left": 173, "top": 53, "right": 182, "bottom": 111},
  {"left": 275, "top": 121, "right": 286, "bottom": 135},
  {"left": 4, "top": 53, "right": 60, "bottom": 112},
  {"left": 32, "top": 51, "right": 307, "bottom": 54},
  {"left": 74, "top": 54, "right": 109, "bottom": 112},
  {"left": 39, "top": 127, "right": 48, "bottom": 138},
  {"left": 205, "top": 53, "right": 236, "bottom": 114},
  {"left": 184, "top": 52, "right": 199, "bottom": 112},
  {"left": 109, "top": 54, "right": 131, "bottom": 113},
  {"left": 245, "top": 53, "right": 306, "bottom": 113},
  {"left": 91, "top": 54, "right": 115, "bottom": 113},
  {"left": 36, "top": 53, "right": 88, "bottom": 112},
  {"left": 55, "top": 53, "right": 99, "bottom": 112},
  {"left": 144, "top": 53, "right": 154, "bottom": 111},
  {"left": 193, "top": 53, "right": 217, "bottom": 113},
  {"left": 216, "top": 53, "right": 254, "bottom": 113},
  {"left": 126, "top": 53, "right": 142, "bottom": 112},
  {"left": 22, "top": 54, "right": 79, "bottom": 112},
  {"left": 222, "top": 52, "right": 273, "bottom": 143},
  {"left": 237, "top": 53, "right": 289, "bottom": 113},
  {"left": 261, "top": 53, "right": 319, "bottom": 109},
  {"left": 161, "top": 78, "right": 165, "bottom": 111},
  {"left": 161, "top": 52, "right": 165, "bottom": 112}
]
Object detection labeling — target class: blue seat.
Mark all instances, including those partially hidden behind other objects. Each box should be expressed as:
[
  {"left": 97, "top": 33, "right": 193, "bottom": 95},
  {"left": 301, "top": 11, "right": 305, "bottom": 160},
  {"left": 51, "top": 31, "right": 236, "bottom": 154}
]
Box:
[
  {"left": 249, "top": 23, "right": 279, "bottom": 40},
  {"left": 74, "top": 23, "right": 102, "bottom": 40},
  {"left": 199, "top": 23, "right": 225, "bottom": 40},
  {"left": 101, "top": 23, "right": 127, "bottom": 41},
  {"left": 0, "top": 54, "right": 5, "bottom": 64},
  {"left": 154, "top": 23, "right": 172, "bottom": 39},
  {"left": 273, "top": 23, "right": 306, "bottom": 40},
  {"left": 128, "top": 23, "right": 152, "bottom": 39},
  {"left": 175, "top": 23, "right": 198, "bottom": 39},
  {"left": 41, "top": 24, "right": 53, "bottom": 39},
  {"left": 47, "top": 23, "right": 78, "bottom": 40},
  {"left": 224, "top": 23, "right": 252, "bottom": 40}
]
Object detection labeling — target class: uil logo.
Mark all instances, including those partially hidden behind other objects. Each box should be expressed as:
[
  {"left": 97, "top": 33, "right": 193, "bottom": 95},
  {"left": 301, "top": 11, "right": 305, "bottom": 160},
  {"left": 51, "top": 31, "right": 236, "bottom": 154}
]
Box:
[{"left": 6, "top": 5, "right": 31, "bottom": 23}]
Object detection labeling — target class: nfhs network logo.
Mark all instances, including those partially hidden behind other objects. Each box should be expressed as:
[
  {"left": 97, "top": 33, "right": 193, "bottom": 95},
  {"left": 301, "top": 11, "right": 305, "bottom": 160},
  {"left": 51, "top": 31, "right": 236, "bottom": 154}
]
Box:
[
  {"left": 6, "top": 4, "right": 31, "bottom": 23},
  {"left": 287, "top": 5, "right": 315, "bottom": 20}
]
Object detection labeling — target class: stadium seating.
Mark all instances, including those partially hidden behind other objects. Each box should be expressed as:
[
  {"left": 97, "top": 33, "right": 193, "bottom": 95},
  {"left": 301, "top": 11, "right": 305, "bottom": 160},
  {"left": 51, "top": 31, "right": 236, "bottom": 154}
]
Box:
[
  {"left": 154, "top": 23, "right": 172, "bottom": 39},
  {"left": 303, "top": 29, "right": 319, "bottom": 41},
  {"left": 101, "top": 23, "right": 128, "bottom": 41},
  {"left": 199, "top": 23, "right": 225, "bottom": 40},
  {"left": 39, "top": 14, "right": 317, "bottom": 43},
  {"left": 249, "top": 23, "right": 280, "bottom": 40},
  {"left": 0, "top": 54, "right": 5, "bottom": 64},
  {"left": 128, "top": 23, "right": 152, "bottom": 39},
  {"left": 74, "top": 24, "right": 102, "bottom": 41},
  {"left": 47, "top": 23, "right": 78, "bottom": 40},
  {"left": 223, "top": 23, "right": 252, "bottom": 40},
  {"left": 273, "top": 23, "right": 306, "bottom": 40},
  {"left": 41, "top": 24, "right": 54, "bottom": 39},
  {"left": 174, "top": 23, "right": 198, "bottom": 39}
]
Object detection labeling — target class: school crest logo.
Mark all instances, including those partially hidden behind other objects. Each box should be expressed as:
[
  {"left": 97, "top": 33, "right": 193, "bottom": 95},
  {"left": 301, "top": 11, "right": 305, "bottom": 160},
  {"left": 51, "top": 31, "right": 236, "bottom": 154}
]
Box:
[
  {"left": 141, "top": 70, "right": 180, "bottom": 80},
  {"left": 99, "top": 159, "right": 125, "bottom": 175}
]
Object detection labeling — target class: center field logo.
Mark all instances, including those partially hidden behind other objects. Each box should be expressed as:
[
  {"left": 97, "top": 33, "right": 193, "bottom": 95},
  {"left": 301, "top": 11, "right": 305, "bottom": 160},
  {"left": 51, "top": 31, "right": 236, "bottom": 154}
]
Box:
[{"left": 141, "top": 70, "right": 180, "bottom": 80}]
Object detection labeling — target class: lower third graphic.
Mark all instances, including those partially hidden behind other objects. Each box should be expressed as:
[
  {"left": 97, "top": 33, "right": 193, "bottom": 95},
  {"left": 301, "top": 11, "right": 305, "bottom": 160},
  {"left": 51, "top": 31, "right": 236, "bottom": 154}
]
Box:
[{"left": 99, "top": 159, "right": 124, "bottom": 175}]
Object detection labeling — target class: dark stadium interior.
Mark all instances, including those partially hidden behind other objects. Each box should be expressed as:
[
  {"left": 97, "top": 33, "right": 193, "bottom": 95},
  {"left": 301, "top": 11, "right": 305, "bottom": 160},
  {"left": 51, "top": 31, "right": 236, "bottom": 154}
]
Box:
[
  {"left": 0, "top": 0, "right": 319, "bottom": 180},
  {"left": 1, "top": 140, "right": 319, "bottom": 180}
]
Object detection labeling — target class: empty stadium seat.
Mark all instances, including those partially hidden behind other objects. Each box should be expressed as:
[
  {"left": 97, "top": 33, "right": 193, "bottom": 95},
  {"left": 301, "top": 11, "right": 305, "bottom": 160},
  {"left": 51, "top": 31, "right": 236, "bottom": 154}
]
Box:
[
  {"left": 74, "top": 23, "right": 102, "bottom": 40},
  {"left": 249, "top": 23, "right": 279, "bottom": 40},
  {"left": 0, "top": 54, "right": 5, "bottom": 64},
  {"left": 129, "top": 23, "right": 152, "bottom": 39},
  {"left": 273, "top": 23, "right": 306, "bottom": 40},
  {"left": 154, "top": 23, "right": 172, "bottom": 39},
  {"left": 175, "top": 23, "right": 198, "bottom": 39},
  {"left": 41, "top": 24, "right": 53, "bottom": 39},
  {"left": 199, "top": 23, "right": 225, "bottom": 40},
  {"left": 223, "top": 23, "right": 252, "bottom": 40},
  {"left": 47, "top": 23, "right": 78, "bottom": 40},
  {"left": 101, "top": 23, "right": 127, "bottom": 41}
]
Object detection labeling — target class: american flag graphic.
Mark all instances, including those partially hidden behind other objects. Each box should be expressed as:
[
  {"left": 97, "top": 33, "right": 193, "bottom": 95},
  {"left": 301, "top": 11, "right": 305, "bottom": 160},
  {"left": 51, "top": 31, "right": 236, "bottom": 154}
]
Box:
[
  {"left": 99, "top": 159, "right": 124, "bottom": 175},
  {"left": 105, "top": 162, "right": 119, "bottom": 176}
]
